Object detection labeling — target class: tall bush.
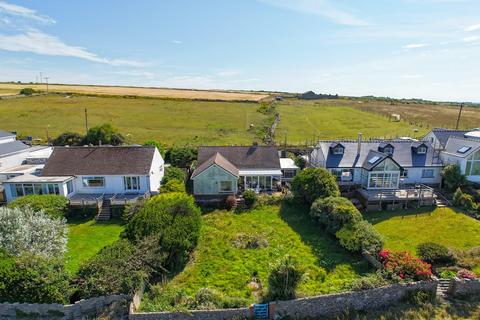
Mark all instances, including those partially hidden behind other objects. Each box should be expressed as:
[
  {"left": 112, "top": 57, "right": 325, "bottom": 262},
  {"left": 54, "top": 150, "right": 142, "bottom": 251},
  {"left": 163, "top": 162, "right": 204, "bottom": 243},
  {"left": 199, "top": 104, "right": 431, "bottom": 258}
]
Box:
[
  {"left": 8, "top": 194, "right": 68, "bottom": 219},
  {"left": 336, "top": 221, "right": 384, "bottom": 254},
  {"left": 0, "top": 252, "right": 69, "bottom": 303},
  {"left": 310, "top": 196, "right": 362, "bottom": 234},
  {"left": 417, "top": 242, "right": 456, "bottom": 265},
  {"left": 442, "top": 164, "right": 467, "bottom": 191},
  {"left": 0, "top": 207, "right": 67, "bottom": 257},
  {"left": 162, "top": 167, "right": 187, "bottom": 184},
  {"left": 266, "top": 255, "right": 304, "bottom": 301},
  {"left": 52, "top": 131, "right": 84, "bottom": 146},
  {"left": 243, "top": 189, "right": 257, "bottom": 208},
  {"left": 85, "top": 123, "right": 125, "bottom": 146},
  {"left": 166, "top": 146, "right": 197, "bottom": 168},
  {"left": 123, "top": 193, "right": 201, "bottom": 270},
  {"left": 291, "top": 168, "right": 339, "bottom": 204},
  {"left": 161, "top": 179, "right": 186, "bottom": 193}
]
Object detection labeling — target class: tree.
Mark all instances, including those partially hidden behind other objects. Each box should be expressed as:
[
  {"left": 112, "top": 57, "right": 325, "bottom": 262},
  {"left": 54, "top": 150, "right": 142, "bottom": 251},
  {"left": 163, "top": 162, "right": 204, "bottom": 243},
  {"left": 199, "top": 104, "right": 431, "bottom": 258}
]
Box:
[
  {"left": 123, "top": 193, "right": 201, "bottom": 270},
  {"left": 294, "top": 156, "right": 307, "bottom": 170},
  {"left": 0, "top": 252, "right": 69, "bottom": 304},
  {"left": 291, "top": 168, "right": 339, "bottom": 204},
  {"left": 19, "top": 88, "right": 35, "bottom": 95},
  {"left": 310, "top": 196, "right": 362, "bottom": 234},
  {"left": 161, "top": 179, "right": 186, "bottom": 193},
  {"left": 0, "top": 207, "right": 67, "bottom": 257},
  {"left": 8, "top": 194, "right": 69, "bottom": 219},
  {"left": 162, "top": 167, "right": 187, "bottom": 184},
  {"left": 335, "top": 221, "right": 384, "bottom": 254},
  {"left": 85, "top": 123, "right": 125, "bottom": 146},
  {"left": 144, "top": 140, "right": 166, "bottom": 157},
  {"left": 243, "top": 189, "right": 257, "bottom": 208},
  {"left": 453, "top": 187, "right": 464, "bottom": 207},
  {"left": 266, "top": 255, "right": 304, "bottom": 301},
  {"left": 417, "top": 242, "right": 455, "bottom": 265},
  {"left": 442, "top": 164, "right": 467, "bottom": 191},
  {"left": 52, "top": 131, "right": 85, "bottom": 146},
  {"left": 166, "top": 146, "right": 197, "bottom": 168}
]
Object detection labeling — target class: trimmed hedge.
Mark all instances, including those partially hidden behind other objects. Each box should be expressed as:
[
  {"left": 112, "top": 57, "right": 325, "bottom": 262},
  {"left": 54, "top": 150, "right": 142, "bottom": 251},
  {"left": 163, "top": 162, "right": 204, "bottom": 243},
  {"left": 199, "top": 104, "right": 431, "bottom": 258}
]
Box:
[
  {"left": 8, "top": 194, "right": 69, "bottom": 219},
  {"left": 416, "top": 242, "right": 456, "bottom": 265}
]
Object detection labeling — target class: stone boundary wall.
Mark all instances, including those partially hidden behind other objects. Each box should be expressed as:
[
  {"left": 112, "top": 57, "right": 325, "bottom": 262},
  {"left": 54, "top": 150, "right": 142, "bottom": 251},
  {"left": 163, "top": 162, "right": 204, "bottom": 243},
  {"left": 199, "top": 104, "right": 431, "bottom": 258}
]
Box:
[
  {"left": 449, "top": 278, "right": 480, "bottom": 297},
  {"left": 130, "top": 280, "right": 437, "bottom": 320},
  {"left": 0, "top": 294, "right": 130, "bottom": 320}
]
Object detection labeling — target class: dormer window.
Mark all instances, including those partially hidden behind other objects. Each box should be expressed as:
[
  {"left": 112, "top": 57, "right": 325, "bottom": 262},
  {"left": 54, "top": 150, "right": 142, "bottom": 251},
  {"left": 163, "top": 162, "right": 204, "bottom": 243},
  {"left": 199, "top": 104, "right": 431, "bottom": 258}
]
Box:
[
  {"left": 384, "top": 147, "right": 394, "bottom": 155},
  {"left": 417, "top": 146, "right": 427, "bottom": 154},
  {"left": 333, "top": 147, "right": 344, "bottom": 155}
]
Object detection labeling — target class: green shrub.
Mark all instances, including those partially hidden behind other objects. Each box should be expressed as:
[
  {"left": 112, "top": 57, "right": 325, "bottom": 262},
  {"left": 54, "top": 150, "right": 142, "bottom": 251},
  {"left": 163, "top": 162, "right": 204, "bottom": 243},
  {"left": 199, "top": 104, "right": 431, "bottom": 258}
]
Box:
[
  {"left": 144, "top": 140, "right": 166, "bottom": 157},
  {"left": 336, "top": 221, "right": 384, "bottom": 254},
  {"left": 291, "top": 168, "right": 340, "bottom": 205},
  {"left": 405, "top": 290, "right": 435, "bottom": 305},
  {"left": 266, "top": 255, "right": 304, "bottom": 301},
  {"left": 442, "top": 164, "right": 467, "bottom": 191},
  {"left": 84, "top": 123, "right": 125, "bottom": 146},
  {"left": 52, "top": 131, "right": 84, "bottom": 146},
  {"left": 243, "top": 189, "right": 257, "bottom": 208},
  {"left": 225, "top": 195, "right": 236, "bottom": 211},
  {"left": 439, "top": 270, "right": 457, "bottom": 279},
  {"left": 257, "top": 193, "right": 284, "bottom": 207},
  {"left": 122, "top": 198, "right": 146, "bottom": 222},
  {"left": 166, "top": 147, "right": 197, "bottom": 168},
  {"left": 19, "top": 88, "right": 35, "bottom": 95},
  {"left": 0, "top": 252, "right": 69, "bottom": 303},
  {"left": 162, "top": 167, "right": 187, "bottom": 184},
  {"left": 417, "top": 242, "right": 456, "bottom": 265},
  {"left": 161, "top": 179, "right": 186, "bottom": 193},
  {"left": 74, "top": 236, "right": 166, "bottom": 299},
  {"left": 310, "top": 196, "right": 362, "bottom": 234},
  {"left": 294, "top": 156, "right": 306, "bottom": 170},
  {"left": 349, "top": 272, "right": 389, "bottom": 291},
  {"left": 123, "top": 193, "right": 201, "bottom": 270},
  {"left": 8, "top": 194, "right": 69, "bottom": 219},
  {"left": 453, "top": 187, "right": 464, "bottom": 207}
]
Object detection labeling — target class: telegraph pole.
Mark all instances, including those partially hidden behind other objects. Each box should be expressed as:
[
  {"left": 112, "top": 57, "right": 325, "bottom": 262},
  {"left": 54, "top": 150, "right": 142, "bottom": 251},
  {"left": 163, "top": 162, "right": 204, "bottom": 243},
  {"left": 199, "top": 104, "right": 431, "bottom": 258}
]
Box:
[
  {"left": 84, "top": 108, "right": 89, "bottom": 134},
  {"left": 456, "top": 104, "right": 464, "bottom": 130},
  {"left": 39, "top": 72, "right": 43, "bottom": 84}
]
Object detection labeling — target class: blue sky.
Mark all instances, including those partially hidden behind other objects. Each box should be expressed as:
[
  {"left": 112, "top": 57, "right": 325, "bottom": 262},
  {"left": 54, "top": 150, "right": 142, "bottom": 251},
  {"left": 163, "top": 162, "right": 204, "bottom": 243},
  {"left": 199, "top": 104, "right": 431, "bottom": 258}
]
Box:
[{"left": 0, "top": 0, "right": 480, "bottom": 102}]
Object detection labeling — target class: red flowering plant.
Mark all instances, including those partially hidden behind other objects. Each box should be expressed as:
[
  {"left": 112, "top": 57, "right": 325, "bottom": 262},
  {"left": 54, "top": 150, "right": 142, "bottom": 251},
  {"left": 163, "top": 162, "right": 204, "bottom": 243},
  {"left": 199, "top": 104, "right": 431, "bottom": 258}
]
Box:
[
  {"left": 457, "top": 269, "right": 477, "bottom": 280},
  {"left": 378, "top": 249, "right": 432, "bottom": 281}
]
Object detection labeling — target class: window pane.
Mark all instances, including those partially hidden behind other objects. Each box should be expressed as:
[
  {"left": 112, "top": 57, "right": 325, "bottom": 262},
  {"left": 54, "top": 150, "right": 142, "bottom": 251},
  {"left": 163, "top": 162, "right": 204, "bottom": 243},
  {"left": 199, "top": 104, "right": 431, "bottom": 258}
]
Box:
[
  {"left": 24, "top": 184, "right": 34, "bottom": 195},
  {"left": 220, "top": 181, "right": 232, "bottom": 192},
  {"left": 83, "top": 177, "right": 104, "bottom": 187},
  {"left": 471, "top": 162, "right": 480, "bottom": 176},
  {"left": 67, "top": 180, "right": 73, "bottom": 194}
]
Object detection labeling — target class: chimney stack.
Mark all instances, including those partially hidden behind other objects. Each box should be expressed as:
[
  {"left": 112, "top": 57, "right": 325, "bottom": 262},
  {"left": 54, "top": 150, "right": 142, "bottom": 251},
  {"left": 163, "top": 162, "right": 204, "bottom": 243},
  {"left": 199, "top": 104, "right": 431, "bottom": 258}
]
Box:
[{"left": 357, "top": 133, "right": 363, "bottom": 155}]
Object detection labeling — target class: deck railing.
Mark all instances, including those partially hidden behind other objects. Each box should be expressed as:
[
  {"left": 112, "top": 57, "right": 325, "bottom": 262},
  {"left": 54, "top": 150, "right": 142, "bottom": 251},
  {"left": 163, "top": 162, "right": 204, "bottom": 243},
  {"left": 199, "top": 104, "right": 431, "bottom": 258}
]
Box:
[{"left": 360, "top": 184, "right": 435, "bottom": 201}]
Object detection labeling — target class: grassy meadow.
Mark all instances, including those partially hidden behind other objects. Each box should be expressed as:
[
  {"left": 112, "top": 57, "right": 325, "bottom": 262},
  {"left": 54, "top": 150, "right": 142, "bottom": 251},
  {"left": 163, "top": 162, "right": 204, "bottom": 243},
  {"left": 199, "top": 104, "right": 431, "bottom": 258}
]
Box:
[
  {"left": 140, "top": 205, "right": 370, "bottom": 311},
  {"left": 0, "top": 95, "right": 269, "bottom": 145},
  {"left": 275, "top": 99, "right": 424, "bottom": 144},
  {"left": 65, "top": 218, "right": 124, "bottom": 274}
]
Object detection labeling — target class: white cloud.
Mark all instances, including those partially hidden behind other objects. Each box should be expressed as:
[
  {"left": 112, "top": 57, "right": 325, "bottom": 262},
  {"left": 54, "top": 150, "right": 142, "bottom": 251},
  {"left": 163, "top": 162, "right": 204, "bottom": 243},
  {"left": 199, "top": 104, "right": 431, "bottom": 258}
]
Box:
[
  {"left": 0, "top": 1, "right": 55, "bottom": 24},
  {"left": 0, "top": 30, "right": 146, "bottom": 67},
  {"left": 257, "top": 0, "right": 368, "bottom": 26},
  {"left": 402, "top": 43, "right": 428, "bottom": 49},
  {"left": 465, "top": 23, "right": 480, "bottom": 32},
  {"left": 463, "top": 35, "right": 480, "bottom": 42}
]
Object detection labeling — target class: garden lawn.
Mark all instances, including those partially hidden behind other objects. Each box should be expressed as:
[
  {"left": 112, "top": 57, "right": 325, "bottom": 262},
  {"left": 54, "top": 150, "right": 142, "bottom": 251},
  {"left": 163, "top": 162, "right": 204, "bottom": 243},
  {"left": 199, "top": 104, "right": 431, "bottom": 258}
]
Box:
[
  {"left": 65, "top": 218, "right": 124, "bottom": 274},
  {"left": 141, "top": 204, "right": 370, "bottom": 311},
  {"left": 365, "top": 207, "right": 480, "bottom": 253}
]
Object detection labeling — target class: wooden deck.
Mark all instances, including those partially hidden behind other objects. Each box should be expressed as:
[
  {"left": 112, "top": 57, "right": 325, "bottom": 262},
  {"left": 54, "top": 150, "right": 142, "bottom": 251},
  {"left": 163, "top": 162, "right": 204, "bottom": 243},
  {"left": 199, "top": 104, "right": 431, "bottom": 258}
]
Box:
[
  {"left": 69, "top": 192, "right": 149, "bottom": 206},
  {"left": 358, "top": 186, "right": 435, "bottom": 202}
]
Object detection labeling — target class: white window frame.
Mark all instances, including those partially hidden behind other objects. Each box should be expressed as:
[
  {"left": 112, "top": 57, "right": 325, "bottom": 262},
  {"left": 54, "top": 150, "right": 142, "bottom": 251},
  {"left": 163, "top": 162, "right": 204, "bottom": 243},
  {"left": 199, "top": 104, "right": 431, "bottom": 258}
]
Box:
[
  {"left": 124, "top": 176, "right": 141, "bottom": 191},
  {"left": 417, "top": 146, "right": 427, "bottom": 154},
  {"left": 384, "top": 147, "right": 394, "bottom": 155},
  {"left": 219, "top": 180, "right": 233, "bottom": 193},
  {"left": 333, "top": 147, "right": 344, "bottom": 155},
  {"left": 82, "top": 176, "right": 105, "bottom": 188},
  {"left": 421, "top": 169, "right": 435, "bottom": 178}
]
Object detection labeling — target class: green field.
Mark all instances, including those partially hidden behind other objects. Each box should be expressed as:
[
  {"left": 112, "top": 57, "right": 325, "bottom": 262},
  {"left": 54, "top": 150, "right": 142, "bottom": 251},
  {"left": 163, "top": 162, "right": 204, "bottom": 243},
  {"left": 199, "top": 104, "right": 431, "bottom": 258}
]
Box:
[
  {"left": 141, "top": 204, "right": 369, "bottom": 311},
  {"left": 365, "top": 207, "right": 480, "bottom": 253},
  {"left": 275, "top": 100, "right": 426, "bottom": 144},
  {"left": 65, "top": 218, "right": 124, "bottom": 274},
  {"left": 0, "top": 94, "right": 426, "bottom": 146},
  {"left": 0, "top": 95, "right": 269, "bottom": 145}
]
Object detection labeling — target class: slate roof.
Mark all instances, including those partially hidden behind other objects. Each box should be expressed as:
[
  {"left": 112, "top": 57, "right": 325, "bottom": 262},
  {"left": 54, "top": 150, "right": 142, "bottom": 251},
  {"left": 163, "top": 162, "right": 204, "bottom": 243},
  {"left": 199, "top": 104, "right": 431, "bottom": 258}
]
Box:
[
  {"left": 41, "top": 146, "right": 156, "bottom": 176},
  {"left": 361, "top": 150, "right": 390, "bottom": 171},
  {"left": 444, "top": 137, "right": 480, "bottom": 158},
  {"left": 316, "top": 140, "right": 441, "bottom": 169},
  {"left": 430, "top": 128, "right": 470, "bottom": 148},
  {"left": 0, "top": 130, "right": 15, "bottom": 140},
  {"left": 197, "top": 146, "right": 281, "bottom": 169},
  {"left": 191, "top": 152, "right": 239, "bottom": 179},
  {"left": 0, "top": 140, "right": 30, "bottom": 157}
]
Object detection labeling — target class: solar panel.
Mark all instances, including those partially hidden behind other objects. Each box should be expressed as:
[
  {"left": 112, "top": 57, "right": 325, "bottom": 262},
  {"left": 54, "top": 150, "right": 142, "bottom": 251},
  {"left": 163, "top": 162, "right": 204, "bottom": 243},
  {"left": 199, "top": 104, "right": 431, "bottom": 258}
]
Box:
[
  {"left": 457, "top": 146, "right": 472, "bottom": 154},
  {"left": 368, "top": 156, "right": 381, "bottom": 164}
]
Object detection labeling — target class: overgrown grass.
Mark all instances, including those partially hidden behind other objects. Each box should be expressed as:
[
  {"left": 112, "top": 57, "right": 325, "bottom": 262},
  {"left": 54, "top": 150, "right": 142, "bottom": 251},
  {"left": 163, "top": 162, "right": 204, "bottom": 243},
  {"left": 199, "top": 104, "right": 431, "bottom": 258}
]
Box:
[
  {"left": 65, "top": 218, "right": 124, "bottom": 274},
  {"left": 275, "top": 100, "right": 424, "bottom": 144},
  {"left": 0, "top": 95, "right": 269, "bottom": 145},
  {"left": 140, "top": 204, "right": 370, "bottom": 311},
  {"left": 364, "top": 207, "right": 480, "bottom": 253}
]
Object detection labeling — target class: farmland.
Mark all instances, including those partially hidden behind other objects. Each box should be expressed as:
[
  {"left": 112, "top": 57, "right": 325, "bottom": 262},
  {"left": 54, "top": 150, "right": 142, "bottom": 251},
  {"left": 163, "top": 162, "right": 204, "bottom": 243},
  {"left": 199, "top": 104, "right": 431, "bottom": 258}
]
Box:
[{"left": 0, "top": 83, "right": 269, "bottom": 102}]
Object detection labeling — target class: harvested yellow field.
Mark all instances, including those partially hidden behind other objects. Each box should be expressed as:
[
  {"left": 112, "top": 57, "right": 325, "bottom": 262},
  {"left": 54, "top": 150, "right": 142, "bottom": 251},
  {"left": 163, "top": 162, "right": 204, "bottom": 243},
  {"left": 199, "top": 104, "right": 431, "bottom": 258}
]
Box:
[{"left": 0, "top": 83, "right": 270, "bottom": 102}]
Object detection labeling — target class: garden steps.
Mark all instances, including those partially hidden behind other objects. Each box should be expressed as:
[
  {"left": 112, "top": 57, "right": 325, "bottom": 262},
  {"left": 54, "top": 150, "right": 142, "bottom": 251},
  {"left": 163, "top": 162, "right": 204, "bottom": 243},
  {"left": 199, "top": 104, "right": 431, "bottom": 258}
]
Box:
[
  {"left": 235, "top": 197, "right": 245, "bottom": 209},
  {"left": 436, "top": 278, "right": 452, "bottom": 304},
  {"left": 96, "top": 199, "right": 112, "bottom": 221}
]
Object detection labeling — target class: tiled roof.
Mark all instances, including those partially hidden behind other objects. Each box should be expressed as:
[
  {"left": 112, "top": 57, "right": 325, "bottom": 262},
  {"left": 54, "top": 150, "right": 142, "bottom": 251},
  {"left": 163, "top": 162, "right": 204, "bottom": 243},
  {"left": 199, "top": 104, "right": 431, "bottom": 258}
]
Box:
[
  {"left": 191, "top": 152, "right": 239, "bottom": 178},
  {"left": 444, "top": 137, "right": 480, "bottom": 158},
  {"left": 0, "top": 130, "right": 15, "bottom": 140},
  {"left": 0, "top": 141, "right": 30, "bottom": 157},
  {"left": 197, "top": 146, "right": 280, "bottom": 169},
  {"left": 41, "top": 146, "right": 156, "bottom": 176},
  {"left": 431, "top": 128, "right": 470, "bottom": 148}
]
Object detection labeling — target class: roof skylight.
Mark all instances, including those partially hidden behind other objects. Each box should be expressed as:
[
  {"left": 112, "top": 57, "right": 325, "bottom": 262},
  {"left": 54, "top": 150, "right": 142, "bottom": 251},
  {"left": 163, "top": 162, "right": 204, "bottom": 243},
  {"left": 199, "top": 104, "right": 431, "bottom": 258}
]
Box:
[
  {"left": 457, "top": 146, "right": 472, "bottom": 154},
  {"left": 368, "top": 156, "right": 381, "bottom": 164}
]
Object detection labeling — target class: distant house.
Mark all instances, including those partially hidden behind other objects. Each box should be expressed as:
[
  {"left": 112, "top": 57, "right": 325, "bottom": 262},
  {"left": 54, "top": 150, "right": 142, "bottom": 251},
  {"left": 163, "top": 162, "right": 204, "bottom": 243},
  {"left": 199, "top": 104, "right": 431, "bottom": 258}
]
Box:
[
  {"left": 4, "top": 146, "right": 164, "bottom": 212},
  {"left": 191, "top": 146, "right": 291, "bottom": 201},
  {"left": 310, "top": 135, "right": 442, "bottom": 209},
  {"left": 280, "top": 157, "right": 299, "bottom": 181},
  {"left": 422, "top": 128, "right": 471, "bottom": 150}
]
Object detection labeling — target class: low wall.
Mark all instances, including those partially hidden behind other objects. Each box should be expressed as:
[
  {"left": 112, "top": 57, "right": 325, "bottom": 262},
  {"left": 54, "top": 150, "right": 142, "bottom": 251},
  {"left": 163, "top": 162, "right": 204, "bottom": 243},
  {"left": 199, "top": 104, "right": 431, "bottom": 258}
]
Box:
[
  {"left": 0, "top": 294, "right": 130, "bottom": 320},
  {"left": 130, "top": 281, "right": 437, "bottom": 320},
  {"left": 449, "top": 278, "right": 480, "bottom": 297}
]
